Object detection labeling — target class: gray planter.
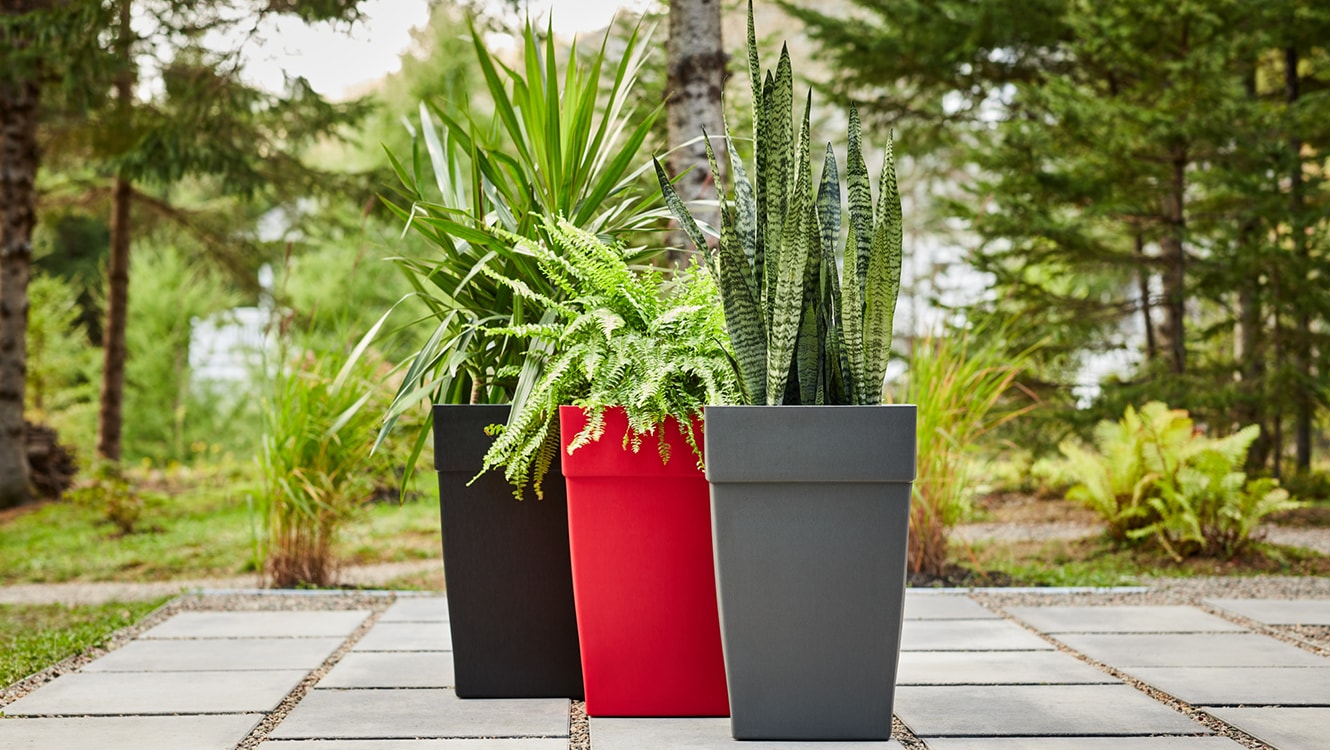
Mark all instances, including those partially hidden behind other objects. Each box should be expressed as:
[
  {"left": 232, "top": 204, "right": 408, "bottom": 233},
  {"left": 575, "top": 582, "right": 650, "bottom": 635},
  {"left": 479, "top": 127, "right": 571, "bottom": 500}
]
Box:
[
  {"left": 704, "top": 404, "right": 915, "bottom": 740},
  {"left": 433, "top": 404, "right": 582, "bottom": 698}
]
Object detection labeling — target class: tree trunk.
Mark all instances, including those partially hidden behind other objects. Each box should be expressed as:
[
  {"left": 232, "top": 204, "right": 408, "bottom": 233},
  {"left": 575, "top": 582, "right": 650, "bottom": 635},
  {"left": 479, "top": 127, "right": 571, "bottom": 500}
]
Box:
[
  {"left": 1157, "top": 148, "right": 1188, "bottom": 376},
  {"left": 0, "top": 75, "right": 40, "bottom": 508},
  {"left": 1285, "top": 46, "right": 1312, "bottom": 472},
  {"left": 1235, "top": 65, "right": 1269, "bottom": 472},
  {"left": 1133, "top": 233, "right": 1157, "bottom": 363},
  {"left": 97, "top": 0, "right": 133, "bottom": 462},
  {"left": 665, "top": 0, "right": 726, "bottom": 268}
]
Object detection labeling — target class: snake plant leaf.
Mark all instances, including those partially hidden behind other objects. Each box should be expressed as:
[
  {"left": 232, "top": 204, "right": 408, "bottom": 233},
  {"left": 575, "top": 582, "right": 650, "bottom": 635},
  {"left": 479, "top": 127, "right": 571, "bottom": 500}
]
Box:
[
  {"left": 767, "top": 128, "right": 812, "bottom": 405},
  {"left": 841, "top": 219, "right": 865, "bottom": 402},
  {"left": 725, "top": 131, "right": 760, "bottom": 284},
  {"left": 653, "top": 157, "right": 716, "bottom": 276},
  {"left": 717, "top": 206, "right": 768, "bottom": 405},
  {"left": 765, "top": 47, "right": 794, "bottom": 307},
  {"left": 846, "top": 104, "right": 873, "bottom": 301},
  {"left": 794, "top": 93, "right": 820, "bottom": 405},
  {"left": 862, "top": 135, "right": 903, "bottom": 405},
  {"left": 746, "top": 0, "right": 762, "bottom": 121}
]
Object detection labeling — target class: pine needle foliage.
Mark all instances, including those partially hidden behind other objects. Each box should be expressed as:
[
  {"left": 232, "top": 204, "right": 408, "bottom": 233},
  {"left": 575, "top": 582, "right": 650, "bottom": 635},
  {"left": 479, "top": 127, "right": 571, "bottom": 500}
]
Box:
[
  {"left": 653, "top": 0, "right": 904, "bottom": 406},
  {"left": 477, "top": 218, "right": 740, "bottom": 499}
]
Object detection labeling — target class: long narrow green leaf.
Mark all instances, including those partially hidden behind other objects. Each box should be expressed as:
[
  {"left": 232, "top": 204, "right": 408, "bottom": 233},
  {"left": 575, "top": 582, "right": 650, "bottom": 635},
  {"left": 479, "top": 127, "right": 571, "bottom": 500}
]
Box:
[
  {"left": 846, "top": 104, "right": 873, "bottom": 300},
  {"left": 470, "top": 19, "right": 530, "bottom": 167},
  {"left": 793, "top": 94, "right": 820, "bottom": 405},
  {"left": 862, "top": 134, "right": 903, "bottom": 404},
  {"left": 653, "top": 157, "right": 714, "bottom": 274}
]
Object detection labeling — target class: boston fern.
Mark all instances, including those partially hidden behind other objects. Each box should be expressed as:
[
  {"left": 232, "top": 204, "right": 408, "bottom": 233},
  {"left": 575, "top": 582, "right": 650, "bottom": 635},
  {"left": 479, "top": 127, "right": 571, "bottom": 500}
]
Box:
[
  {"left": 478, "top": 217, "right": 740, "bottom": 498},
  {"left": 654, "top": 0, "right": 903, "bottom": 406}
]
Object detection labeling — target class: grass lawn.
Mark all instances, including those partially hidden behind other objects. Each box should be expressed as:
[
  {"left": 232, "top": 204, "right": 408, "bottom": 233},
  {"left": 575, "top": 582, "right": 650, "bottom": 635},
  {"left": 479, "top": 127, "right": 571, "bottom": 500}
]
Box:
[
  {"left": 0, "top": 599, "right": 169, "bottom": 687},
  {"left": 0, "top": 465, "right": 442, "bottom": 586},
  {"left": 962, "top": 535, "right": 1330, "bottom": 587}
]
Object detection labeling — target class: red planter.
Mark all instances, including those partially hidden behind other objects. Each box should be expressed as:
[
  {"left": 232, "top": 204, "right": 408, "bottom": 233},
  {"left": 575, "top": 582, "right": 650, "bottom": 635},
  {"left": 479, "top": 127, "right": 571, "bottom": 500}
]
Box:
[{"left": 559, "top": 405, "right": 729, "bottom": 717}]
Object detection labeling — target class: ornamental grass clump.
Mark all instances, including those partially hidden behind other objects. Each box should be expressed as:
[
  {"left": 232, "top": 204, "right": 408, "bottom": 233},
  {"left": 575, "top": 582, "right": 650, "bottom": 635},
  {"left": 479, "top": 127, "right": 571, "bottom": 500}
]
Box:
[
  {"left": 477, "top": 217, "right": 740, "bottom": 498},
  {"left": 654, "top": 0, "right": 903, "bottom": 406},
  {"left": 258, "top": 347, "right": 395, "bottom": 588}
]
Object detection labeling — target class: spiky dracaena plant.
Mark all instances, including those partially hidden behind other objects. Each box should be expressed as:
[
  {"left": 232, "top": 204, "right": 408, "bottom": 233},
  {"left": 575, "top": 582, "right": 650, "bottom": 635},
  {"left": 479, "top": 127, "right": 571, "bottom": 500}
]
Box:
[
  {"left": 477, "top": 217, "right": 740, "bottom": 498},
  {"left": 654, "top": 1, "right": 903, "bottom": 406}
]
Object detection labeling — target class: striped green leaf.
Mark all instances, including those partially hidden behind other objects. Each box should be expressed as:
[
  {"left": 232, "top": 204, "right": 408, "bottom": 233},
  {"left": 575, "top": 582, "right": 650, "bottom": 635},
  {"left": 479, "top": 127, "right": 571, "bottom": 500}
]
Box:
[{"left": 862, "top": 135, "right": 903, "bottom": 405}]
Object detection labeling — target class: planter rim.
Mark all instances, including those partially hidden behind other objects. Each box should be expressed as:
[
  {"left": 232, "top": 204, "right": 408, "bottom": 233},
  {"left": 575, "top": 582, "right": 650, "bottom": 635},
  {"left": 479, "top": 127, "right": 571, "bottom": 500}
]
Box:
[
  {"left": 703, "top": 403, "right": 916, "bottom": 484},
  {"left": 433, "top": 403, "right": 511, "bottom": 473},
  {"left": 559, "top": 405, "right": 705, "bottom": 479}
]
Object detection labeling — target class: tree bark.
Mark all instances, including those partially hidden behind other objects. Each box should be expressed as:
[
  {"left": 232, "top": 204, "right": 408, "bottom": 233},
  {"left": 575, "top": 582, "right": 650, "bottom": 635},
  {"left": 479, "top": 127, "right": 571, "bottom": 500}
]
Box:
[
  {"left": 1285, "top": 46, "right": 1312, "bottom": 472},
  {"left": 1133, "top": 233, "right": 1157, "bottom": 363},
  {"left": 1157, "top": 147, "right": 1188, "bottom": 375},
  {"left": 665, "top": 0, "right": 726, "bottom": 268},
  {"left": 96, "top": 0, "right": 133, "bottom": 462},
  {"left": 0, "top": 76, "right": 40, "bottom": 508}
]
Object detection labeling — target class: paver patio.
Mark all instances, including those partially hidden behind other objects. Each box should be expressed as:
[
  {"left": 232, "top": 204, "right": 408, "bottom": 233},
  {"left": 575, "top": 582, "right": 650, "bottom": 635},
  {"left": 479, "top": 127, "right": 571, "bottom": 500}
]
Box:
[{"left": 1, "top": 592, "right": 1327, "bottom": 749}]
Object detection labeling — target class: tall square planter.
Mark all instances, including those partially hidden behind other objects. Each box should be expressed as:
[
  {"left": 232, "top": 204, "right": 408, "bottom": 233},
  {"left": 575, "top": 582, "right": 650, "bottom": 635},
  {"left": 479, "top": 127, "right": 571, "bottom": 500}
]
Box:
[
  {"left": 559, "top": 405, "right": 729, "bottom": 717},
  {"left": 704, "top": 404, "right": 916, "bottom": 740},
  {"left": 433, "top": 404, "right": 583, "bottom": 698}
]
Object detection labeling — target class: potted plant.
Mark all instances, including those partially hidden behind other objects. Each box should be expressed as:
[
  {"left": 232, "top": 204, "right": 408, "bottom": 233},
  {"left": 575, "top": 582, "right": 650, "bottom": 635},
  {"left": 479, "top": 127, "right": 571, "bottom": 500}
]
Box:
[
  {"left": 371, "top": 16, "right": 667, "bottom": 699},
  {"left": 654, "top": 1, "right": 915, "bottom": 740},
  {"left": 479, "top": 217, "right": 738, "bottom": 717}
]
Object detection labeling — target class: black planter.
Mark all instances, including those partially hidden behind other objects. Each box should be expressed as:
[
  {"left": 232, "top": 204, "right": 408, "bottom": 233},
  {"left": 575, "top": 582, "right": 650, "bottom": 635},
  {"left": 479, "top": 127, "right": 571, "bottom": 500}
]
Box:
[
  {"left": 433, "top": 404, "right": 583, "bottom": 698},
  {"left": 704, "top": 404, "right": 915, "bottom": 740}
]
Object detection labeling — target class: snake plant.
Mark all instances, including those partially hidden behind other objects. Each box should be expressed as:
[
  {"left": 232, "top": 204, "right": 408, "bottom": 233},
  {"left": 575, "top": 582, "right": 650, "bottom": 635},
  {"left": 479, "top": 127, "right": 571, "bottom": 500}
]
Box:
[{"left": 654, "top": 0, "right": 903, "bottom": 406}]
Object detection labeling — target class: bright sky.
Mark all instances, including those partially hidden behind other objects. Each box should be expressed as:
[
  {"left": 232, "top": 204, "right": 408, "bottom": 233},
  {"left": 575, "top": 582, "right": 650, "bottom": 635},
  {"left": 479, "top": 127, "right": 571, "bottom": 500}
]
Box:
[{"left": 240, "top": 0, "right": 656, "bottom": 100}]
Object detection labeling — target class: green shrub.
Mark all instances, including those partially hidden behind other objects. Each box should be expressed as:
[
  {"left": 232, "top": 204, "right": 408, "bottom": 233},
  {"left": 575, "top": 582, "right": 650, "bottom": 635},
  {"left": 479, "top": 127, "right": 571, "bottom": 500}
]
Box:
[
  {"left": 1059, "top": 402, "right": 1303, "bottom": 559},
  {"left": 65, "top": 462, "right": 163, "bottom": 536}
]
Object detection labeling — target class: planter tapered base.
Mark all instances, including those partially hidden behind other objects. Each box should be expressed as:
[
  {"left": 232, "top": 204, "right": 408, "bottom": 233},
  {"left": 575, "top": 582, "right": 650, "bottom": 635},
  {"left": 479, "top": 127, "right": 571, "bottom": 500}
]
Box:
[
  {"left": 705, "top": 405, "right": 915, "bottom": 740},
  {"left": 434, "top": 404, "right": 583, "bottom": 699}
]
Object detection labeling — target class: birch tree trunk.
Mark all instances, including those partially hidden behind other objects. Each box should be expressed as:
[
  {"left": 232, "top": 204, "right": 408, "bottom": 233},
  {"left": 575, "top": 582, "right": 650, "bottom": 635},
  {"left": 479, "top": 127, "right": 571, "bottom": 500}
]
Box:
[{"left": 665, "top": 0, "right": 726, "bottom": 267}]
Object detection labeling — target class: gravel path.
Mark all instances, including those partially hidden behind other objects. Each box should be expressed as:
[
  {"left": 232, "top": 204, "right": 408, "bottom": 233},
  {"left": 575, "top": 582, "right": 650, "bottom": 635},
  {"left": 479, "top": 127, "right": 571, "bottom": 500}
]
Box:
[{"left": 0, "top": 559, "right": 441, "bottom": 606}]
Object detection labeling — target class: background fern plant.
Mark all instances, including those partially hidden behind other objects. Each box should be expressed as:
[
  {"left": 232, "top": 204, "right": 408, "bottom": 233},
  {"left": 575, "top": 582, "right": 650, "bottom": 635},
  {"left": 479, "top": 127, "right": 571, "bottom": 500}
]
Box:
[
  {"left": 654, "top": 0, "right": 903, "bottom": 406},
  {"left": 1058, "top": 402, "right": 1303, "bottom": 560},
  {"left": 478, "top": 217, "right": 740, "bottom": 498}
]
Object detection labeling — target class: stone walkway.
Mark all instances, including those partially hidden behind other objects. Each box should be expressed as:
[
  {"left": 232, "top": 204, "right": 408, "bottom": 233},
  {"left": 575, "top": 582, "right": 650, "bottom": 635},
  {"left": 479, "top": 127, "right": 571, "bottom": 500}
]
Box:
[{"left": 2, "top": 592, "right": 1329, "bottom": 749}]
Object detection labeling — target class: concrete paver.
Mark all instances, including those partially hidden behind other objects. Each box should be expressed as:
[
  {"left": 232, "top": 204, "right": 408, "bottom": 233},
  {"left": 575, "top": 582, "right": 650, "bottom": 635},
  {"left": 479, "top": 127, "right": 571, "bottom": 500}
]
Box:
[
  {"left": 1006, "top": 605, "right": 1246, "bottom": 633},
  {"left": 923, "top": 739, "right": 1245, "bottom": 749},
  {"left": 7, "top": 592, "right": 1330, "bottom": 749},
  {"left": 1051, "top": 632, "right": 1329, "bottom": 667},
  {"left": 896, "top": 651, "right": 1116, "bottom": 685},
  {"left": 0, "top": 714, "right": 264, "bottom": 750},
  {"left": 588, "top": 717, "right": 902, "bottom": 748},
  {"left": 268, "top": 689, "right": 569, "bottom": 740},
  {"left": 142, "top": 611, "right": 370, "bottom": 639},
  {"left": 1204, "top": 598, "right": 1330, "bottom": 626},
  {"left": 903, "top": 594, "right": 999, "bottom": 620},
  {"left": 1119, "top": 667, "right": 1330, "bottom": 706},
  {"left": 352, "top": 621, "right": 452, "bottom": 651},
  {"left": 379, "top": 597, "right": 450, "bottom": 623},
  {"left": 81, "top": 637, "right": 345, "bottom": 672},
  {"left": 1207, "top": 707, "right": 1330, "bottom": 750},
  {"left": 258, "top": 741, "right": 567, "bottom": 749},
  {"left": 3, "top": 670, "right": 308, "bottom": 715},
  {"left": 901, "top": 619, "right": 1054, "bottom": 651},
  {"left": 317, "top": 652, "right": 455, "bottom": 688},
  {"left": 894, "top": 684, "right": 1208, "bottom": 737}
]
